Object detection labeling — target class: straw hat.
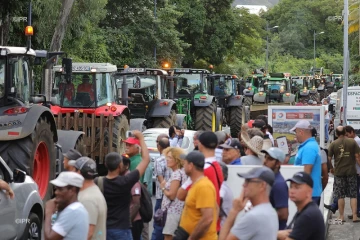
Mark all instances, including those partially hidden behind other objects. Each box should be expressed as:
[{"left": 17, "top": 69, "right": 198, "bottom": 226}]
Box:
[
  {"left": 241, "top": 129, "right": 264, "bottom": 157},
  {"left": 262, "top": 138, "right": 273, "bottom": 151}
]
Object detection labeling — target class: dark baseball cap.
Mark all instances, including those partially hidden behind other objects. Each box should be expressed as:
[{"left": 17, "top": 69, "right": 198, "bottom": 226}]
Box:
[
  {"left": 252, "top": 119, "right": 267, "bottom": 130},
  {"left": 69, "top": 157, "right": 97, "bottom": 179},
  {"left": 237, "top": 166, "right": 275, "bottom": 186},
  {"left": 198, "top": 131, "right": 218, "bottom": 149},
  {"left": 286, "top": 171, "right": 313, "bottom": 188},
  {"left": 219, "top": 138, "right": 241, "bottom": 150},
  {"left": 63, "top": 149, "right": 82, "bottom": 160},
  {"left": 180, "top": 151, "right": 205, "bottom": 169}
]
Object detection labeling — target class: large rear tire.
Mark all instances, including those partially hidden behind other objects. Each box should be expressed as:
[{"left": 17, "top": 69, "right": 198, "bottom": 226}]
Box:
[
  {"left": 244, "top": 96, "right": 252, "bottom": 106},
  {"left": 0, "top": 118, "right": 55, "bottom": 201},
  {"left": 153, "top": 110, "right": 176, "bottom": 128},
  {"left": 310, "top": 93, "right": 319, "bottom": 102},
  {"left": 105, "top": 114, "right": 129, "bottom": 154},
  {"left": 195, "top": 102, "right": 217, "bottom": 131},
  {"left": 230, "top": 106, "right": 242, "bottom": 138}
]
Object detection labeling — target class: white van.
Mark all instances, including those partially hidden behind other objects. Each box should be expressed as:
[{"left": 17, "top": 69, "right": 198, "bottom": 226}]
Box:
[{"left": 333, "top": 86, "right": 360, "bottom": 132}]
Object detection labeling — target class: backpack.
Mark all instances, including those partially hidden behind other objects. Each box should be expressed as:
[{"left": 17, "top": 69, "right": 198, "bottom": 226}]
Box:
[{"left": 139, "top": 183, "right": 153, "bottom": 223}]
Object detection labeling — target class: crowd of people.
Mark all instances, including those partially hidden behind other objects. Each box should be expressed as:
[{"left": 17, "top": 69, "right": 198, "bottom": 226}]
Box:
[{"left": 4, "top": 112, "right": 360, "bottom": 240}]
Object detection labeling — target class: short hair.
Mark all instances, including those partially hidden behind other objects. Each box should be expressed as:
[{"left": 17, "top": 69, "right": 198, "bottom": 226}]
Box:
[
  {"left": 163, "top": 147, "right": 185, "bottom": 169},
  {"left": 159, "top": 137, "right": 170, "bottom": 149},
  {"left": 105, "top": 152, "right": 122, "bottom": 171},
  {"left": 169, "top": 126, "right": 176, "bottom": 137},
  {"left": 345, "top": 125, "right": 355, "bottom": 134},
  {"left": 122, "top": 155, "right": 131, "bottom": 168}
]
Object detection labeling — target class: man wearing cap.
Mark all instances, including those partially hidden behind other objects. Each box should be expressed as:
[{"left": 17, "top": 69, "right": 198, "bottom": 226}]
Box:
[
  {"left": 69, "top": 157, "right": 107, "bottom": 240},
  {"left": 277, "top": 172, "right": 325, "bottom": 240},
  {"left": 219, "top": 166, "right": 278, "bottom": 240},
  {"left": 63, "top": 148, "right": 82, "bottom": 171},
  {"left": 124, "top": 135, "right": 146, "bottom": 183},
  {"left": 44, "top": 172, "right": 89, "bottom": 240},
  {"left": 262, "top": 147, "right": 289, "bottom": 230},
  {"left": 98, "top": 130, "right": 150, "bottom": 240},
  {"left": 176, "top": 151, "right": 218, "bottom": 240},
  {"left": 177, "top": 131, "right": 224, "bottom": 233},
  {"left": 290, "top": 120, "right": 322, "bottom": 205},
  {"left": 219, "top": 138, "right": 242, "bottom": 165}
]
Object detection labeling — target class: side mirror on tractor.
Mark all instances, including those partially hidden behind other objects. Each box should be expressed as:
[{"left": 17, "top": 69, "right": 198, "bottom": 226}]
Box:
[
  {"left": 13, "top": 168, "right": 26, "bottom": 183},
  {"left": 62, "top": 58, "right": 72, "bottom": 82}
]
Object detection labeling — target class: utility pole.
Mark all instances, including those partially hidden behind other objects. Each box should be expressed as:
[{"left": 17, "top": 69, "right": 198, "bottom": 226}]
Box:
[
  {"left": 265, "top": 22, "right": 278, "bottom": 73},
  {"left": 313, "top": 30, "right": 324, "bottom": 72},
  {"left": 343, "top": 0, "right": 349, "bottom": 124},
  {"left": 154, "top": 0, "right": 157, "bottom": 63}
]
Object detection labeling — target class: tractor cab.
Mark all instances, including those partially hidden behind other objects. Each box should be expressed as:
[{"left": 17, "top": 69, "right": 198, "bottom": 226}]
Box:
[
  {"left": 255, "top": 73, "right": 294, "bottom": 103},
  {"left": 52, "top": 63, "right": 118, "bottom": 109},
  {"left": 332, "top": 74, "right": 344, "bottom": 90},
  {"left": 207, "top": 74, "right": 235, "bottom": 98}
]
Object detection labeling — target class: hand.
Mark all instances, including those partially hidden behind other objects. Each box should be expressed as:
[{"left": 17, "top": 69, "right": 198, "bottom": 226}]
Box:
[
  {"left": 132, "top": 130, "right": 144, "bottom": 140},
  {"left": 160, "top": 180, "right": 166, "bottom": 189},
  {"left": 277, "top": 229, "right": 292, "bottom": 240},
  {"left": 6, "top": 188, "right": 14, "bottom": 199},
  {"left": 330, "top": 168, "right": 334, "bottom": 174},
  {"left": 180, "top": 129, "right": 185, "bottom": 136},
  {"left": 232, "top": 189, "right": 249, "bottom": 212},
  {"left": 45, "top": 198, "right": 57, "bottom": 215},
  {"left": 175, "top": 129, "right": 181, "bottom": 136}
]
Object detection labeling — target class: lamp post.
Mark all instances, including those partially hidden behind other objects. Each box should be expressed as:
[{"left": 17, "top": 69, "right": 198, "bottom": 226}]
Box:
[
  {"left": 265, "top": 22, "right": 278, "bottom": 72},
  {"left": 154, "top": 0, "right": 157, "bottom": 63},
  {"left": 313, "top": 30, "right": 324, "bottom": 71}
]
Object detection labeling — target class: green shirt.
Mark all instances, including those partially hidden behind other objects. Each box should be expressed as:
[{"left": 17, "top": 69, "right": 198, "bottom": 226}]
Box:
[
  {"left": 130, "top": 154, "right": 144, "bottom": 183},
  {"left": 143, "top": 162, "right": 154, "bottom": 197}
]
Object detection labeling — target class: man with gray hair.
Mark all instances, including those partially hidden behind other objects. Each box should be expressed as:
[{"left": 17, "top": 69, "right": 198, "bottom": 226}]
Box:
[
  {"left": 193, "top": 130, "right": 203, "bottom": 151},
  {"left": 219, "top": 166, "right": 278, "bottom": 240}
]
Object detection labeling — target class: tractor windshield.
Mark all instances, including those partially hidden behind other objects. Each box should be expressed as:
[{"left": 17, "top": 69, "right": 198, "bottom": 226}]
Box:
[
  {"left": 116, "top": 75, "right": 157, "bottom": 102},
  {"left": 7, "top": 56, "right": 31, "bottom": 103},
  {"left": 0, "top": 58, "right": 4, "bottom": 99},
  {"left": 174, "top": 73, "right": 206, "bottom": 94},
  {"left": 213, "top": 77, "right": 233, "bottom": 96},
  {"left": 265, "top": 80, "right": 287, "bottom": 93},
  {"left": 291, "top": 78, "right": 304, "bottom": 89},
  {"left": 53, "top": 72, "right": 115, "bottom": 107}
]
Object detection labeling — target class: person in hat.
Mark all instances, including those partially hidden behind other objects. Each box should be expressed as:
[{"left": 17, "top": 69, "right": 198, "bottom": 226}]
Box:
[
  {"left": 176, "top": 151, "right": 218, "bottom": 240},
  {"left": 124, "top": 135, "right": 146, "bottom": 183},
  {"left": 44, "top": 172, "right": 89, "bottom": 240},
  {"left": 219, "top": 166, "right": 278, "bottom": 240},
  {"left": 277, "top": 172, "right": 325, "bottom": 240},
  {"left": 63, "top": 148, "right": 82, "bottom": 171},
  {"left": 240, "top": 130, "right": 264, "bottom": 165},
  {"left": 177, "top": 131, "right": 224, "bottom": 233},
  {"left": 69, "top": 157, "right": 107, "bottom": 240},
  {"left": 262, "top": 147, "right": 289, "bottom": 230},
  {"left": 255, "top": 115, "right": 274, "bottom": 146},
  {"left": 219, "top": 138, "right": 242, "bottom": 165},
  {"left": 290, "top": 120, "right": 322, "bottom": 206}
]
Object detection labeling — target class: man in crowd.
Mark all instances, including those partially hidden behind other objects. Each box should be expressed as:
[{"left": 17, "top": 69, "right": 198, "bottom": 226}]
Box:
[
  {"left": 44, "top": 172, "right": 89, "bottom": 240},
  {"left": 97, "top": 130, "right": 150, "bottom": 240},
  {"left": 278, "top": 172, "right": 325, "bottom": 240},
  {"left": 215, "top": 131, "right": 228, "bottom": 162},
  {"left": 262, "top": 147, "right": 289, "bottom": 230},
  {"left": 219, "top": 138, "right": 242, "bottom": 165},
  {"left": 219, "top": 161, "right": 234, "bottom": 227},
  {"left": 151, "top": 134, "right": 171, "bottom": 240},
  {"left": 70, "top": 157, "right": 107, "bottom": 240},
  {"left": 327, "top": 126, "right": 360, "bottom": 222},
  {"left": 219, "top": 166, "right": 278, "bottom": 240},
  {"left": 124, "top": 135, "right": 146, "bottom": 183},
  {"left": 63, "top": 148, "right": 82, "bottom": 171},
  {"left": 169, "top": 126, "right": 184, "bottom": 147},
  {"left": 290, "top": 120, "right": 322, "bottom": 205},
  {"left": 176, "top": 151, "right": 218, "bottom": 240},
  {"left": 323, "top": 98, "right": 330, "bottom": 143}
]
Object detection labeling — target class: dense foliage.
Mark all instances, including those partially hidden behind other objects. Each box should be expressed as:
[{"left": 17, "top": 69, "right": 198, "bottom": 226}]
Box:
[{"left": 1, "top": 0, "right": 357, "bottom": 76}]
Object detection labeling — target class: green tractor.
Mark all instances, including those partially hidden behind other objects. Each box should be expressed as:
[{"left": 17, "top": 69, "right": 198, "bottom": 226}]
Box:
[
  {"left": 250, "top": 73, "right": 296, "bottom": 119},
  {"left": 243, "top": 68, "right": 267, "bottom": 106},
  {"left": 164, "top": 68, "right": 218, "bottom": 131},
  {"left": 206, "top": 74, "right": 245, "bottom": 137},
  {"left": 115, "top": 68, "right": 178, "bottom": 130},
  {"left": 291, "top": 76, "right": 319, "bottom": 103},
  {"left": 332, "top": 73, "right": 344, "bottom": 90}
]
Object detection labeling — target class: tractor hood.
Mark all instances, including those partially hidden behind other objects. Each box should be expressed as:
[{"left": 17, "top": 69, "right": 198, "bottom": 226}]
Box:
[{"left": 50, "top": 104, "right": 128, "bottom": 117}]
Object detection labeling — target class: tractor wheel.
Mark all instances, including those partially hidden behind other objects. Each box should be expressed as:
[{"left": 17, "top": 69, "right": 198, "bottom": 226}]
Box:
[
  {"left": 195, "top": 102, "right": 217, "bottom": 131},
  {"left": 0, "top": 118, "right": 55, "bottom": 201},
  {"left": 310, "top": 93, "right": 319, "bottom": 102},
  {"left": 244, "top": 96, "right": 252, "bottom": 106},
  {"left": 104, "top": 114, "right": 129, "bottom": 154},
  {"left": 21, "top": 212, "right": 42, "bottom": 240},
  {"left": 230, "top": 106, "right": 242, "bottom": 138},
  {"left": 153, "top": 110, "right": 176, "bottom": 128}
]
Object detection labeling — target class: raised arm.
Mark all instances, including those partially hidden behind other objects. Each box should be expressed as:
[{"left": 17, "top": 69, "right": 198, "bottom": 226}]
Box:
[{"left": 132, "top": 130, "right": 150, "bottom": 177}]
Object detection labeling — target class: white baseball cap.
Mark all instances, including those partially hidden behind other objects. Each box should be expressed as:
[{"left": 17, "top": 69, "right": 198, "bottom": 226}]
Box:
[
  {"left": 290, "top": 120, "right": 312, "bottom": 132},
  {"left": 50, "top": 171, "right": 84, "bottom": 188}
]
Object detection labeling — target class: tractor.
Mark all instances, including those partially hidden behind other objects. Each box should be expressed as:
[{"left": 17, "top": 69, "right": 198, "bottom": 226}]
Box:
[
  {"left": 0, "top": 46, "right": 85, "bottom": 201},
  {"left": 291, "top": 76, "right": 319, "bottom": 103},
  {"left": 206, "top": 74, "right": 245, "bottom": 137},
  {"left": 332, "top": 73, "right": 344, "bottom": 90},
  {"left": 51, "top": 62, "right": 130, "bottom": 175},
  {"left": 243, "top": 68, "right": 267, "bottom": 106},
  {"left": 115, "top": 67, "right": 178, "bottom": 130},
  {"left": 250, "top": 73, "right": 296, "bottom": 119},
  {"left": 164, "top": 68, "right": 218, "bottom": 131}
]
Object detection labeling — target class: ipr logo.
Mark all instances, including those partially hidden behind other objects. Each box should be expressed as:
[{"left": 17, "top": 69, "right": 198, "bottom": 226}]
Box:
[
  {"left": 328, "top": 219, "right": 344, "bottom": 225},
  {"left": 15, "top": 219, "right": 30, "bottom": 224}
]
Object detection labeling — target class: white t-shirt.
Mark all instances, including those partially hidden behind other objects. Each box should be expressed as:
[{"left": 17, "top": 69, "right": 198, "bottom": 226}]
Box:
[
  {"left": 266, "top": 131, "right": 274, "bottom": 146},
  {"left": 219, "top": 181, "right": 234, "bottom": 226},
  {"left": 323, "top": 105, "right": 330, "bottom": 120}
]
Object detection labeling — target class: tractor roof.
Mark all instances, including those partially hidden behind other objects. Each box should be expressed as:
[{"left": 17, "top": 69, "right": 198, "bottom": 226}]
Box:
[
  {"left": 0, "top": 46, "right": 36, "bottom": 56},
  {"left": 117, "top": 68, "right": 168, "bottom": 76},
  {"left": 167, "top": 68, "right": 210, "bottom": 74},
  {"left": 54, "top": 62, "right": 117, "bottom": 73}
]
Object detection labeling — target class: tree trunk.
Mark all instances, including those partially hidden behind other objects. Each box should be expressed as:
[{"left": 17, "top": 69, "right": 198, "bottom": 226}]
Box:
[
  {"left": 49, "top": 0, "right": 75, "bottom": 52},
  {"left": 1, "top": 13, "right": 11, "bottom": 45}
]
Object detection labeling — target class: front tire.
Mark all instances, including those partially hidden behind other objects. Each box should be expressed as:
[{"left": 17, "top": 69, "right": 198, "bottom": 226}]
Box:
[
  {"left": 21, "top": 213, "right": 42, "bottom": 240},
  {"left": 195, "top": 102, "right": 217, "bottom": 131},
  {"left": 230, "top": 106, "right": 242, "bottom": 138},
  {"left": 153, "top": 110, "right": 177, "bottom": 128}
]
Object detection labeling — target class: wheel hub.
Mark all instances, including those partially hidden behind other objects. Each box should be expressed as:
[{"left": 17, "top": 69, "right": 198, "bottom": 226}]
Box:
[
  {"left": 33, "top": 141, "right": 50, "bottom": 199},
  {"left": 28, "top": 222, "right": 39, "bottom": 239}
]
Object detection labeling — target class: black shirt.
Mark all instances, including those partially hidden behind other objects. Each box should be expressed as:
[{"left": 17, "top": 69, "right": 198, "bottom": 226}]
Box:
[
  {"left": 287, "top": 201, "right": 325, "bottom": 240},
  {"left": 96, "top": 169, "right": 140, "bottom": 229}
]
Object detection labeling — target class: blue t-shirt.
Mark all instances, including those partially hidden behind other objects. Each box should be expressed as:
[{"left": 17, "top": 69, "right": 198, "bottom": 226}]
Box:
[
  {"left": 294, "top": 137, "right": 322, "bottom": 197},
  {"left": 230, "top": 158, "right": 242, "bottom": 165},
  {"left": 270, "top": 172, "right": 289, "bottom": 230}
]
